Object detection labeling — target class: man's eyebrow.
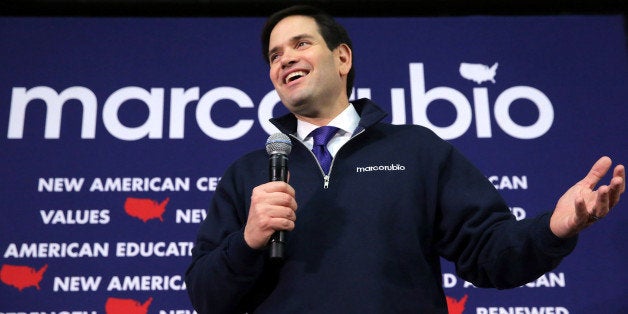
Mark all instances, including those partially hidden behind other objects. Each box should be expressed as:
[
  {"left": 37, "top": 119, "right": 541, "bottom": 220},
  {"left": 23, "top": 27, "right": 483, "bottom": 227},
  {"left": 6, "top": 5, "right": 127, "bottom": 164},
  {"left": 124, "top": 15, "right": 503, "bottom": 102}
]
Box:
[{"left": 268, "top": 34, "right": 316, "bottom": 57}]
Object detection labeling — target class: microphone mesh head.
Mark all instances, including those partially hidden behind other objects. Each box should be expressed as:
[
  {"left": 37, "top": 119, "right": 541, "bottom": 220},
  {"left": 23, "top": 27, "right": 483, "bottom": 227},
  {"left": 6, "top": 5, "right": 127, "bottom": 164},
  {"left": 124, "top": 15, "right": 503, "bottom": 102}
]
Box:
[{"left": 266, "top": 133, "right": 292, "bottom": 156}]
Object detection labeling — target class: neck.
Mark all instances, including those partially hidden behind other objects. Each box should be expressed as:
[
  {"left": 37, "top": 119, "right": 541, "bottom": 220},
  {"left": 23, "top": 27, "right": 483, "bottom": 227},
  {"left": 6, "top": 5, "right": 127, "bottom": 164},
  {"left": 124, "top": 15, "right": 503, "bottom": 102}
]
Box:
[{"left": 294, "top": 97, "right": 350, "bottom": 126}]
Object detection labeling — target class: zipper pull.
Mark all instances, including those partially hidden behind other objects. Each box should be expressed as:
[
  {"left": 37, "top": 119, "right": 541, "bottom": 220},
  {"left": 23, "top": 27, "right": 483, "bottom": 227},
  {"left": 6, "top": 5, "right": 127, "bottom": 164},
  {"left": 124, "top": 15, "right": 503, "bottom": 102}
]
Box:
[{"left": 323, "top": 175, "right": 330, "bottom": 189}]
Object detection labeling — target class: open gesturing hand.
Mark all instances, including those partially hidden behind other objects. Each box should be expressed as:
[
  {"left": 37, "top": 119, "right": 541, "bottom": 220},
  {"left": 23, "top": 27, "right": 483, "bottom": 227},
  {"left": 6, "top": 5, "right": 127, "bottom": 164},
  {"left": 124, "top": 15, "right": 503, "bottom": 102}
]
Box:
[{"left": 550, "top": 156, "right": 625, "bottom": 238}]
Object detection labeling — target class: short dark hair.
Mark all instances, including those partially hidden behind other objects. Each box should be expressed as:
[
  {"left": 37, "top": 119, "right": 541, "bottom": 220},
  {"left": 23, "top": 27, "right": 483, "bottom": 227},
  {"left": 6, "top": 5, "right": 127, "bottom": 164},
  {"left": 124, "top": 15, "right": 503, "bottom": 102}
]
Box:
[{"left": 261, "top": 5, "right": 355, "bottom": 98}]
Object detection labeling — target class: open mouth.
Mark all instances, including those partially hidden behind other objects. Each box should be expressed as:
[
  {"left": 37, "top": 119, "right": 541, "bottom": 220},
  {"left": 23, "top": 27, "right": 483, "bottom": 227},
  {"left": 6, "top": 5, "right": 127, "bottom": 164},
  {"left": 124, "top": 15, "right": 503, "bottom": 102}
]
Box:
[{"left": 285, "top": 71, "right": 309, "bottom": 84}]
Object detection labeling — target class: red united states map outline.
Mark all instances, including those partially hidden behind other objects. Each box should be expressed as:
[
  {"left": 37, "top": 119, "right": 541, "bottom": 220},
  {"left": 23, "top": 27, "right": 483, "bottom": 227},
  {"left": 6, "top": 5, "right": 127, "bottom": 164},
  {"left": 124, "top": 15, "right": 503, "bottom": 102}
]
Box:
[
  {"left": 105, "top": 296, "right": 153, "bottom": 314},
  {"left": 124, "top": 197, "right": 170, "bottom": 222},
  {"left": 447, "top": 294, "right": 469, "bottom": 314},
  {"left": 0, "top": 264, "right": 48, "bottom": 291}
]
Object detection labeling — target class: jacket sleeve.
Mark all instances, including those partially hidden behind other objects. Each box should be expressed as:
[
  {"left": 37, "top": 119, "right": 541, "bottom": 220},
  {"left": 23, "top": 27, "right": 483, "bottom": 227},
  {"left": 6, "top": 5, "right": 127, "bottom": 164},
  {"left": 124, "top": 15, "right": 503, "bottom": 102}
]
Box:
[
  {"left": 435, "top": 145, "right": 578, "bottom": 289},
  {"left": 184, "top": 163, "right": 266, "bottom": 314}
]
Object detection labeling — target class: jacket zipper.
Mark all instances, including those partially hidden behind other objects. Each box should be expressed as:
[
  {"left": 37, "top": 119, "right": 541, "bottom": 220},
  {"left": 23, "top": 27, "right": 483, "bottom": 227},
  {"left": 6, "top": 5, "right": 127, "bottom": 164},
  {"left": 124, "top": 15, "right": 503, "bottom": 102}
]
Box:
[
  {"left": 289, "top": 134, "right": 328, "bottom": 186},
  {"left": 297, "top": 128, "right": 365, "bottom": 189},
  {"left": 323, "top": 175, "right": 331, "bottom": 189}
]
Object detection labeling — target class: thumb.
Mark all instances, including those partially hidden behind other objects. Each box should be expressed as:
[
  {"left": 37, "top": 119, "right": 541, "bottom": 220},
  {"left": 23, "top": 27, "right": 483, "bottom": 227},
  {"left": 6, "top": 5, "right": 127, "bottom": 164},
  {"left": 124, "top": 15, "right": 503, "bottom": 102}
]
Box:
[{"left": 581, "top": 156, "right": 612, "bottom": 189}]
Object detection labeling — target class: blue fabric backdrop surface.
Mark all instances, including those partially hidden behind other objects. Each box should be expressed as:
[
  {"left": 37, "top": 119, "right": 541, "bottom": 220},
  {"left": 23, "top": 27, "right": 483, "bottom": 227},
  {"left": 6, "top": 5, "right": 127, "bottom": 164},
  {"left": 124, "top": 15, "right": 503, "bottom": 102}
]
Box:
[{"left": 1, "top": 15, "right": 626, "bottom": 314}]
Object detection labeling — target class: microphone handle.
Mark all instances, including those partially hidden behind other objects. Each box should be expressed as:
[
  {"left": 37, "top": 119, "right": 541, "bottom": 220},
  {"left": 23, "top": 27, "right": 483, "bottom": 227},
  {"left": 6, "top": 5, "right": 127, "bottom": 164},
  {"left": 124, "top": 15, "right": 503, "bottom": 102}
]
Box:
[{"left": 269, "top": 154, "right": 288, "bottom": 259}]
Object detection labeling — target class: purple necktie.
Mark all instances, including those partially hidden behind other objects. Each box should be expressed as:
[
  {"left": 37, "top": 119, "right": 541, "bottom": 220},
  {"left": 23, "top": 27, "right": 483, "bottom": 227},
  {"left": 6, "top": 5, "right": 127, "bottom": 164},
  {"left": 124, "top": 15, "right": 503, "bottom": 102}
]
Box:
[{"left": 309, "top": 126, "right": 340, "bottom": 174}]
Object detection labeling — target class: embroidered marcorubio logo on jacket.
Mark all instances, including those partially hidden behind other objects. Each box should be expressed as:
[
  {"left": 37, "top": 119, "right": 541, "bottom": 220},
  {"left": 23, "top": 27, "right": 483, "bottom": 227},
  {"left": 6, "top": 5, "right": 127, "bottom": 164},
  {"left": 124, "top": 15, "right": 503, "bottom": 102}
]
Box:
[{"left": 356, "top": 163, "right": 406, "bottom": 173}]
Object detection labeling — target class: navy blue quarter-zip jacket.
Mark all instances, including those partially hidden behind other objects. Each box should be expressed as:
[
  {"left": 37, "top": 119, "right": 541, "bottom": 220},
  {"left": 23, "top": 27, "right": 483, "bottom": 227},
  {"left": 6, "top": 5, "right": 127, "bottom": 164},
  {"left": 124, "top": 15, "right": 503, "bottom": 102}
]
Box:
[{"left": 185, "top": 98, "right": 577, "bottom": 314}]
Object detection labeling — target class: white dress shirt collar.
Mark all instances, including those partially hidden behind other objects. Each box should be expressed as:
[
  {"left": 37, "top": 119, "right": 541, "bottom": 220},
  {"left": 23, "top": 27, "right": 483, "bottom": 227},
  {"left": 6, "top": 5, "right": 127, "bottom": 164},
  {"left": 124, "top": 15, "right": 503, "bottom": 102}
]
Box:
[{"left": 295, "top": 104, "right": 360, "bottom": 156}]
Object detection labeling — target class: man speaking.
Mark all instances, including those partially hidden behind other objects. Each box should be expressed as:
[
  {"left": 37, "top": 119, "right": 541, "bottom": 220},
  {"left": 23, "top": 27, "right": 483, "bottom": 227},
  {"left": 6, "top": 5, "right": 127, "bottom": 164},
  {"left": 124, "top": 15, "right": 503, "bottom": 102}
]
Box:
[{"left": 185, "top": 5, "right": 625, "bottom": 313}]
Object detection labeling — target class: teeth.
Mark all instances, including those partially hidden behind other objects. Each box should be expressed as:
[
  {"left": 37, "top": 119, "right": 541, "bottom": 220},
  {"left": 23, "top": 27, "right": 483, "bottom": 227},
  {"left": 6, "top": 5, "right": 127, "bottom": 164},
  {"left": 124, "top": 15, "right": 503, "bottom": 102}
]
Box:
[{"left": 285, "top": 71, "right": 308, "bottom": 83}]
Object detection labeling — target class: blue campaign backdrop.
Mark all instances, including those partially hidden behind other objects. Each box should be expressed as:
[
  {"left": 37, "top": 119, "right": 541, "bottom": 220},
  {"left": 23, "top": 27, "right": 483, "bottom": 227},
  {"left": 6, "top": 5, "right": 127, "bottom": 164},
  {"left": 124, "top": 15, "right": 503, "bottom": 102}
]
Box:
[{"left": 0, "top": 15, "right": 626, "bottom": 313}]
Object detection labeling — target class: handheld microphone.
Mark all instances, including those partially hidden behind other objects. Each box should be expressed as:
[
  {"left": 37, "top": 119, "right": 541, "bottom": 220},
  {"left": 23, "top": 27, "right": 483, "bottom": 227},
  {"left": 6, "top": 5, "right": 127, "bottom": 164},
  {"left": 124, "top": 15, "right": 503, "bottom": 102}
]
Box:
[{"left": 265, "top": 133, "right": 292, "bottom": 259}]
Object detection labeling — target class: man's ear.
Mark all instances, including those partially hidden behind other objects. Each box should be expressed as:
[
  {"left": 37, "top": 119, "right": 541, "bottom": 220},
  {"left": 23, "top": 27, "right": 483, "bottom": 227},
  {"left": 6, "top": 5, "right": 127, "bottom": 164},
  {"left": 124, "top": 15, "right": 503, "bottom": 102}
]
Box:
[{"left": 335, "top": 43, "right": 352, "bottom": 76}]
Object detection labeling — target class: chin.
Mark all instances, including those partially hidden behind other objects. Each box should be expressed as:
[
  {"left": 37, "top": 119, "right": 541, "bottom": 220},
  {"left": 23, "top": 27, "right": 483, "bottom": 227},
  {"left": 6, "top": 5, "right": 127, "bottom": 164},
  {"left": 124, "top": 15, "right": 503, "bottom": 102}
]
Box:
[{"left": 281, "top": 94, "right": 312, "bottom": 112}]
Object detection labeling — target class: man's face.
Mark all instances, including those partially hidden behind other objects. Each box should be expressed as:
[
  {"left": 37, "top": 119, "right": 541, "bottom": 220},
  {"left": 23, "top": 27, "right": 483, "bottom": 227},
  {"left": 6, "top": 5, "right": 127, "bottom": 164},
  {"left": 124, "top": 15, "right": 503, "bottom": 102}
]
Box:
[{"left": 267, "top": 15, "right": 349, "bottom": 118}]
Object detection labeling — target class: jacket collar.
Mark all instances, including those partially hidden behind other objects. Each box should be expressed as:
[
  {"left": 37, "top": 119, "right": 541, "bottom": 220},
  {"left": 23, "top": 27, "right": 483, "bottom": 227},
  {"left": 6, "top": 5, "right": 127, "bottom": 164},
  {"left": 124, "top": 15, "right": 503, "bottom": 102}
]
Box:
[{"left": 269, "top": 98, "right": 388, "bottom": 135}]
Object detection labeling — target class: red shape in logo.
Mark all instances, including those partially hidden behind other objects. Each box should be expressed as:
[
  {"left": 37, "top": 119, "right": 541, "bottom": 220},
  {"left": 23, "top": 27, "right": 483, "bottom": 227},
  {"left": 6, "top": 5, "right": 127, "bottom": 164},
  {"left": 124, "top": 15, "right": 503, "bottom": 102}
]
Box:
[
  {"left": 105, "top": 296, "right": 153, "bottom": 314},
  {"left": 0, "top": 264, "right": 48, "bottom": 291},
  {"left": 446, "top": 294, "right": 469, "bottom": 314},
  {"left": 124, "top": 197, "right": 169, "bottom": 222}
]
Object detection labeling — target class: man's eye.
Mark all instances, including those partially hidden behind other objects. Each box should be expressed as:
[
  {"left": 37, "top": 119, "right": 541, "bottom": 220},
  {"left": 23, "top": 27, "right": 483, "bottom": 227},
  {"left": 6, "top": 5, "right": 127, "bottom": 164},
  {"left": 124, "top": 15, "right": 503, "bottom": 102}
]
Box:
[
  {"left": 269, "top": 54, "right": 279, "bottom": 63},
  {"left": 297, "top": 41, "right": 309, "bottom": 48}
]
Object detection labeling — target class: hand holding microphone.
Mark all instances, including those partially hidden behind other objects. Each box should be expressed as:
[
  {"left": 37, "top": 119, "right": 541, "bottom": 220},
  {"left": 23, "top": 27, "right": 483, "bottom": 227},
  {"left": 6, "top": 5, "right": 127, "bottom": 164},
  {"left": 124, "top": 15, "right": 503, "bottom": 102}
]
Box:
[{"left": 243, "top": 134, "right": 296, "bottom": 259}]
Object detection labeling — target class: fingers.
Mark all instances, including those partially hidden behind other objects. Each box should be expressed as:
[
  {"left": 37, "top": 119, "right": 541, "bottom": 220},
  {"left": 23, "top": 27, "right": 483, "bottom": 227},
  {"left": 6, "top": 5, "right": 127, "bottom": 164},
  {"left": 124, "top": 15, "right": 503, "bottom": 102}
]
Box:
[
  {"left": 551, "top": 157, "right": 623, "bottom": 237},
  {"left": 245, "top": 182, "right": 298, "bottom": 249},
  {"left": 254, "top": 181, "right": 296, "bottom": 197},
  {"left": 574, "top": 195, "right": 590, "bottom": 226},
  {"left": 589, "top": 160, "right": 625, "bottom": 211},
  {"left": 585, "top": 161, "right": 625, "bottom": 223},
  {"left": 611, "top": 164, "right": 626, "bottom": 192},
  {"left": 581, "top": 156, "right": 612, "bottom": 189},
  {"left": 262, "top": 204, "right": 297, "bottom": 224},
  {"left": 251, "top": 183, "right": 297, "bottom": 213},
  {"left": 608, "top": 177, "right": 624, "bottom": 209},
  {"left": 591, "top": 185, "right": 610, "bottom": 219}
]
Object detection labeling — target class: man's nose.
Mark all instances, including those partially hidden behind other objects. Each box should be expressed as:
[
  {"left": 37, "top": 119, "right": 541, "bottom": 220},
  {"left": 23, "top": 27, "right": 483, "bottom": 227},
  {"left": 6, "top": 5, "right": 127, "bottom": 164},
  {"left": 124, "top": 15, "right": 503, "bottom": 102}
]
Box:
[{"left": 281, "top": 50, "right": 298, "bottom": 68}]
